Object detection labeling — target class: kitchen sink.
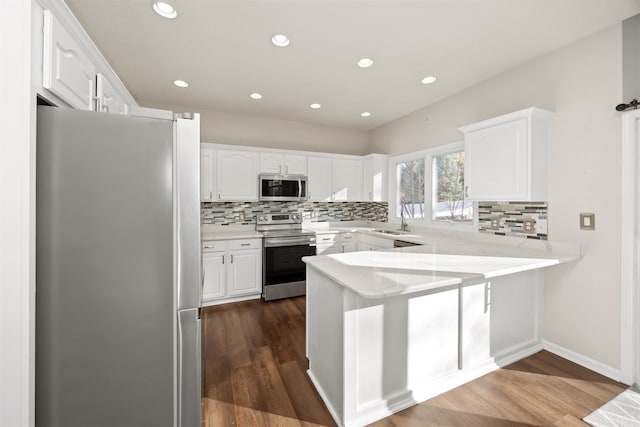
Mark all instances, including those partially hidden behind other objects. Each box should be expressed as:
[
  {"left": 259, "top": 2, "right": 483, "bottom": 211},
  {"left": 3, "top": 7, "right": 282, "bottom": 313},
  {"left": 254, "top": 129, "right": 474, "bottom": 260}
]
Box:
[{"left": 372, "top": 229, "right": 405, "bottom": 235}]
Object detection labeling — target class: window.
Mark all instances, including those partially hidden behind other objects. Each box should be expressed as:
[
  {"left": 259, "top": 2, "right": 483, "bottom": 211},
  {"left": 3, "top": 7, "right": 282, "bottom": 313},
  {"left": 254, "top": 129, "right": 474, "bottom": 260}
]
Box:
[
  {"left": 432, "top": 150, "right": 472, "bottom": 222},
  {"left": 396, "top": 158, "right": 425, "bottom": 219},
  {"left": 390, "top": 142, "right": 472, "bottom": 227}
]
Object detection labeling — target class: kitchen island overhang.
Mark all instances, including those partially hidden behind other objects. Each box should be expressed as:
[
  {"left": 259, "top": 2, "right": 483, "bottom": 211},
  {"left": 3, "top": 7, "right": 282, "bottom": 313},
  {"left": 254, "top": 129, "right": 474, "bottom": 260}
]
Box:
[{"left": 303, "top": 246, "right": 578, "bottom": 427}]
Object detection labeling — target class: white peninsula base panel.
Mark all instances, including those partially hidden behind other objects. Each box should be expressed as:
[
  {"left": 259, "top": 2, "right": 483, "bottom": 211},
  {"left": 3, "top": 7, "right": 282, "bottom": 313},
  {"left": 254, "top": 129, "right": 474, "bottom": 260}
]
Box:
[{"left": 305, "top": 266, "right": 544, "bottom": 427}]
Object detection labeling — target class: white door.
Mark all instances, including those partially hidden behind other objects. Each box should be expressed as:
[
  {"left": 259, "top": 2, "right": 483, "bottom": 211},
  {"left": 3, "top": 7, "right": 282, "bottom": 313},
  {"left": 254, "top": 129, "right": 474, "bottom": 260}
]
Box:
[
  {"left": 202, "top": 251, "right": 225, "bottom": 302},
  {"left": 200, "top": 147, "right": 215, "bottom": 202},
  {"left": 96, "top": 73, "right": 128, "bottom": 114},
  {"left": 284, "top": 154, "right": 307, "bottom": 175},
  {"left": 332, "top": 158, "right": 363, "bottom": 201},
  {"left": 43, "top": 10, "right": 95, "bottom": 110},
  {"left": 307, "top": 156, "right": 333, "bottom": 201},
  {"left": 620, "top": 109, "right": 640, "bottom": 385},
  {"left": 260, "top": 153, "right": 285, "bottom": 174},
  {"left": 217, "top": 150, "right": 259, "bottom": 201},
  {"left": 464, "top": 119, "right": 527, "bottom": 200},
  {"left": 227, "top": 250, "right": 261, "bottom": 296}
]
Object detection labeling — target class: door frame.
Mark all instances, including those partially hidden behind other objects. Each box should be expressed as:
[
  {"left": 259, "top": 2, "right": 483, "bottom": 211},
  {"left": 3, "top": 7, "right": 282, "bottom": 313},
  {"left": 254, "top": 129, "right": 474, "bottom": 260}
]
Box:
[{"left": 620, "top": 109, "right": 640, "bottom": 384}]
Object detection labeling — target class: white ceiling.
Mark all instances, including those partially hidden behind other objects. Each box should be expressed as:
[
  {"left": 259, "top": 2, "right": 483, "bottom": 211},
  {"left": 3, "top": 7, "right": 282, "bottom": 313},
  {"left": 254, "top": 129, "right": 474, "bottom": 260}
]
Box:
[{"left": 66, "top": 0, "right": 640, "bottom": 131}]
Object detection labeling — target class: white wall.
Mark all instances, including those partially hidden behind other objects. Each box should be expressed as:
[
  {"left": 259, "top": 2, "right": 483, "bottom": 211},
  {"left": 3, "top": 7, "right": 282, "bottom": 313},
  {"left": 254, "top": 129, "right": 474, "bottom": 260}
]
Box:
[
  {"left": 1, "top": 1, "right": 35, "bottom": 426},
  {"left": 370, "top": 25, "right": 623, "bottom": 370},
  {"left": 146, "top": 103, "right": 370, "bottom": 156}
]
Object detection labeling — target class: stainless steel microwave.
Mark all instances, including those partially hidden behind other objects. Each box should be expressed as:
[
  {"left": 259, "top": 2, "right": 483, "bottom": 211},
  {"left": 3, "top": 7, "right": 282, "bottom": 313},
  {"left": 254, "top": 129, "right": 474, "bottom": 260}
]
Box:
[{"left": 259, "top": 174, "right": 308, "bottom": 201}]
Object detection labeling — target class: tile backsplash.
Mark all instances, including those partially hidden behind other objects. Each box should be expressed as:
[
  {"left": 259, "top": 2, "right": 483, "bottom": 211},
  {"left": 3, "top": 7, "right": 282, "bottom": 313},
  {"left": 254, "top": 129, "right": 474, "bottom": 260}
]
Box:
[
  {"left": 201, "top": 201, "right": 388, "bottom": 225},
  {"left": 477, "top": 201, "right": 548, "bottom": 240}
]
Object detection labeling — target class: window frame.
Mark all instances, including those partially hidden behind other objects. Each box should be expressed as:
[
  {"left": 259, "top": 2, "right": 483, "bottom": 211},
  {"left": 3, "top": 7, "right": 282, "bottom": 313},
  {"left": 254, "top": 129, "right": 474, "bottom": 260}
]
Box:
[{"left": 388, "top": 141, "right": 475, "bottom": 231}]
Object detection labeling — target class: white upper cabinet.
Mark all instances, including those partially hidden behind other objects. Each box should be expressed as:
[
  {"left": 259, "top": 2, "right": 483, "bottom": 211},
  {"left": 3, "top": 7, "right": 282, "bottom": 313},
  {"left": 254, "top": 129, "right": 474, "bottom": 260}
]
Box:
[
  {"left": 307, "top": 156, "right": 364, "bottom": 201},
  {"left": 260, "top": 153, "right": 307, "bottom": 175},
  {"left": 216, "top": 150, "right": 259, "bottom": 201},
  {"left": 200, "top": 146, "right": 215, "bottom": 202},
  {"left": 363, "top": 154, "right": 388, "bottom": 202},
  {"left": 96, "top": 73, "right": 128, "bottom": 114},
  {"left": 332, "top": 158, "right": 363, "bottom": 201},
  {"left": 307, "top": 156, "right": 333, "bottom": 201},
  {"left": 460, "top": 107, "right": 552, "bottom": 201},
  {"left": 43, "top": 10, "right": 95, "bottom": 110}
]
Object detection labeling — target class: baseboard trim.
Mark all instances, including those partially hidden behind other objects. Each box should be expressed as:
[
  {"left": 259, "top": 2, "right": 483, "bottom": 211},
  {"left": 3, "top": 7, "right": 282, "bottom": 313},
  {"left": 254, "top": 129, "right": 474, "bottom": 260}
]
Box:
[
  {"left": 494, "top": 341, "right": 544, "bottom": 368},
  {"left": 542, "top": 340, "right": 622, "bottom": 383}
]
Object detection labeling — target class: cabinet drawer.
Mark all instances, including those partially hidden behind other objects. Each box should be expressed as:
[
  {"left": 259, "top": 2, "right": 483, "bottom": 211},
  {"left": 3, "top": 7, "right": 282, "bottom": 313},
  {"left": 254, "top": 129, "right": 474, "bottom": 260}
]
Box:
[
  {"left": 228, "top": 238, "right": 262, "bottom": 250},
  {"left": 340, "top": 233, "right": 354, "bottom": 242},
  {"left": 202, "top": 240, "right": 226, "bottom": 252},
  {"left": 316, "top": 233, "right": 338, "bottom": 244}
]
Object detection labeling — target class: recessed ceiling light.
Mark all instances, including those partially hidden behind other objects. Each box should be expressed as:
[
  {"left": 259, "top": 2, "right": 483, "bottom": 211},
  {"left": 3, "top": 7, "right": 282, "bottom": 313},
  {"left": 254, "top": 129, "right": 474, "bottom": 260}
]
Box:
[
  {"left": 421, "top": 75, "right": 437, "bottom": 85},
  {"left": 361, "top": 112, "right": 371, "bottom": 117},
  {"left": 357, "top": 58, "right": 374, "bottom": 68},
  {"left": 173, "top": 79, "right": 189, "bottom": 88},
  {"left": 249, "top": 92, "right": 262, "bottom": 100},
  {"left": 310, "top": 103, "right": 321, "bottom": 109},
  {"left": 152, "top": 2, "right": 177, "bottom": 19},
  {"left": 271, "top": 34, "right": 290, "bottom": 47}
]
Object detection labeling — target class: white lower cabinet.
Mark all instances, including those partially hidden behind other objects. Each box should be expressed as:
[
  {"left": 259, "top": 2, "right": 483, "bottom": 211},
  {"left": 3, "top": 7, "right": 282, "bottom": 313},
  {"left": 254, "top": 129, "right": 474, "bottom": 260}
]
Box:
[
  {"left": 201, "top": 239, "right": 262, "bottom": 306},
  {"left": 315, "top": 232, "right": 358, "bottom": 255},
  {"left": 356, "top": 233, "right": 395, "bottom": 251}
]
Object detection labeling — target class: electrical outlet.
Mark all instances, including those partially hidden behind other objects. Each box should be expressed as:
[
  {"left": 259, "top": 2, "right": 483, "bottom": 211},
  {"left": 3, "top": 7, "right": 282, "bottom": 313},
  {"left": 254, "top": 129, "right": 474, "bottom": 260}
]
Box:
[
  {"left": 522, "top": 218, "right": 535, "bottom": 233},
  {"left": 490, "top": 215, "right": 501, "bottom": 230}
]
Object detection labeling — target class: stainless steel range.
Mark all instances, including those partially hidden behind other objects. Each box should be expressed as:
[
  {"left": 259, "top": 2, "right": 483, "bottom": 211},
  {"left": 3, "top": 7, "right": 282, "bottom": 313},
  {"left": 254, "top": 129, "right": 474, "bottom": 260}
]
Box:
[{"left": 256, "top": 213, "right": 316, "bottom": 301}]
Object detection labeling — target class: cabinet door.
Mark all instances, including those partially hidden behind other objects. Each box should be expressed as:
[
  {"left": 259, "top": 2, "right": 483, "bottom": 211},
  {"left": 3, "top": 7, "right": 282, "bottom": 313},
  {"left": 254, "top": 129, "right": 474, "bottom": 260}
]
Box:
[
  {"left": 216, "top": 150, "right": 259, "bottom": 201},
  {"left": 227, "top": 249, "right": 262, "bottom": 296},
  {"left": 284, "top": 154, "right": 307, "bottom": 175},
  {"left": 200, "top": 147, "right": 215, "bottom": 202},
  {"left": 202, "top": 251, "right": 225, "bottom": 302},
  {"left": 43, "top": 10, "right": 95, "bottom": 110},
  {"left": 363, "top": 154, "right": 388, "bottom": 202},
  {"left": 465, "top": 119, "right": 527, "bottom": 200},
  {"left": 96, "top": 73, "right": 128, "bottom": 114},
  {"left": 342, "top": 242, "right": 357, "bottom": 253},
  {"left": 307, "top": 157, "right": 333, "bottom": 201},
  {"left": 260, "top": 152, "right": 285, "bottom": 174},
  {"left": 332, "top": 158, "right": 363, "bottom": 201}
]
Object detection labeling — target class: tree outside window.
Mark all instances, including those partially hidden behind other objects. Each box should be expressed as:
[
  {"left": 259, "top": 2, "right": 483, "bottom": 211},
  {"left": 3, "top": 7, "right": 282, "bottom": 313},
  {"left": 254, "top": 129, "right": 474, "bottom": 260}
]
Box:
[
  {"left": 396, "top": 159, "right": 425, "bottom": 219},
  {"left": 432, "top": 151, "right": 472, "bottom": 221}
]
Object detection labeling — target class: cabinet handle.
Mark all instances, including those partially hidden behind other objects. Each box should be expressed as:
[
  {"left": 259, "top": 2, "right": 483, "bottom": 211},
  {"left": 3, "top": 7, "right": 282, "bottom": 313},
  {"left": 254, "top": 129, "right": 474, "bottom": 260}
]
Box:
[
  {"left": 369, "top": 192, "right": 372, "bottom": 200},
  {"left": 222, "top": 255, "right": 225, "bottom": 264},
  {"left": 279, "top": 165, "right": 283, "bottom": 174},
  {"left": 218, "top": 192, "right": 221, "bottom": 199},
  {"left": 231, "top": 254, "right": 234, "bottom": 263},
  {"left": 204, "top": 244, "right": 215, "bottom": 249},
  {"left": 465, "top": 186, "right": 469, "bottom": 198},
  {"left": 240, "top": 243, "right": 250, "bottom": 246},
  {"left": 285, "top": 165, "right": 289, "bottom": 174},
  {"left": 209, "top": 191, "right": 213, "bottom": 200}
]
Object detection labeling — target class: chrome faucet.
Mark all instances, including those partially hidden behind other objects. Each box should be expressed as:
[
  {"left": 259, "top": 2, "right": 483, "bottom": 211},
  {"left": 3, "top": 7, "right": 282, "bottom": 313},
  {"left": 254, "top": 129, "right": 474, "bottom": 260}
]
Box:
[{"left": 400, "top": 202, "right": 409, "bottom": 231}]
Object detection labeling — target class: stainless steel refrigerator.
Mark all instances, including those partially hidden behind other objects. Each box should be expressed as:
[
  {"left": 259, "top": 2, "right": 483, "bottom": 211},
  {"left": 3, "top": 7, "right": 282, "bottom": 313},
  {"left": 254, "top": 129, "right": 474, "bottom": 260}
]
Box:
[{"left": 35, "top": 106, "right": 201, "bottom": 427}]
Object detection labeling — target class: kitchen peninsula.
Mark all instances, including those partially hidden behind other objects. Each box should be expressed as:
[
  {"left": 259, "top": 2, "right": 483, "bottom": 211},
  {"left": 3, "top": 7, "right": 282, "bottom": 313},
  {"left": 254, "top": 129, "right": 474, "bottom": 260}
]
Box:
[{"left": 303, "top": 230, "right": 580, "bottom": 427}]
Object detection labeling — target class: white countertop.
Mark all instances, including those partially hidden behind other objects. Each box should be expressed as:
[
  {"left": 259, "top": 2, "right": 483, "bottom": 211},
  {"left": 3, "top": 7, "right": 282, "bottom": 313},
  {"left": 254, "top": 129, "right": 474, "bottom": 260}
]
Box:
[
  {"left": 302, "top": 221, "right": 580, "bottom": 299},
  {"left": 201, "top": 225, "right": 263, "bottom": 241}
]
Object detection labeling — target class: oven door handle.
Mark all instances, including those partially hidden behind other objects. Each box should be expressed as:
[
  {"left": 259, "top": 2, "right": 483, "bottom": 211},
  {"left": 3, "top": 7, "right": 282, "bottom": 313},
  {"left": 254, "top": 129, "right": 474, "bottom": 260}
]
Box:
[{"left": 264, "top": 237, "right": 316, "bottom": 248}]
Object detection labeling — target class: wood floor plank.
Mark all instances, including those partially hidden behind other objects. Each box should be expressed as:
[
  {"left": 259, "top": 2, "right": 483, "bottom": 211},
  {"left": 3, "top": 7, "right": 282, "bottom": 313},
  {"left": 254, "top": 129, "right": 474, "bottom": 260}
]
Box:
[
  {"left": 201, "top": 297, "right": 626, "bottom": 427},
  {"left": 278, "top": 360, "right": 336, "bottom": 426}
]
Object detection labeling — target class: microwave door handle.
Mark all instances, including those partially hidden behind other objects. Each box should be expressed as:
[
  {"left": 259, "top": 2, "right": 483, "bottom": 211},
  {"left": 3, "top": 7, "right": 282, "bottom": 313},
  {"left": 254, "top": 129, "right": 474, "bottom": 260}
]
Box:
[{"left": 298, "top": 177, "right": 302, "bottom": 200}]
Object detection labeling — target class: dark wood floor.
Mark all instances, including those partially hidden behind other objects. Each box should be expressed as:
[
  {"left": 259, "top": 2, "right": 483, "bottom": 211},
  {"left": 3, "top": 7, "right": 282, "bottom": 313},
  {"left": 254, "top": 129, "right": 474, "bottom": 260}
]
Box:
[{"left": 201, "top": 296, "right": 626, "bottom": 426}]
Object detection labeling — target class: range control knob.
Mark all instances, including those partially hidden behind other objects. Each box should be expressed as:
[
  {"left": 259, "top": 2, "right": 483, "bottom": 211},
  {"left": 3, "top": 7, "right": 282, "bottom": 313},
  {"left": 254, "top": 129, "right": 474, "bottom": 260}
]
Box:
[{"left": 258, "top": 215, "right": 265, "bottom": 222}]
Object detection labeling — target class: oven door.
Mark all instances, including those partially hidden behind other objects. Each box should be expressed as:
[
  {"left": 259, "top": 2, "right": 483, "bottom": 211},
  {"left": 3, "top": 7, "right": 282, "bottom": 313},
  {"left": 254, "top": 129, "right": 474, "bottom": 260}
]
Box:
[{"left": 263, "top": 243, "right": 316, "bottom": 286}]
